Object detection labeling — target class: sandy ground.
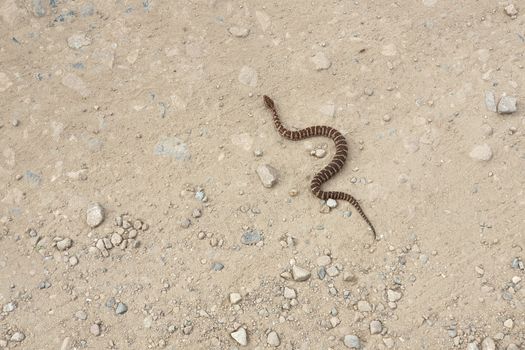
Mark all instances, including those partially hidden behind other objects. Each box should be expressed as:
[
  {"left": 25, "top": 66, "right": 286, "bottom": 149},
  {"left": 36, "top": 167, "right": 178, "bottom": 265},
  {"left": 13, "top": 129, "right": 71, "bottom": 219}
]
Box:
[{"left": 0, "top": 0, "right": 524, "bottom": 349}]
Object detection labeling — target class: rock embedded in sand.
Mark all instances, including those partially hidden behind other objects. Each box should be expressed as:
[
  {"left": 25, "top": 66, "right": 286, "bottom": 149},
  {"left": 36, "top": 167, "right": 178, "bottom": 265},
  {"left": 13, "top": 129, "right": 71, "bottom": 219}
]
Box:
[
  {"left": 469, "top": 144, "right": 493, "bottom": 161},
  {"left": 86, "top": 203, "right": 104, "bottom": 227},
  {"left": 256, "top": 164, "right": 278, "bottom": 188}
]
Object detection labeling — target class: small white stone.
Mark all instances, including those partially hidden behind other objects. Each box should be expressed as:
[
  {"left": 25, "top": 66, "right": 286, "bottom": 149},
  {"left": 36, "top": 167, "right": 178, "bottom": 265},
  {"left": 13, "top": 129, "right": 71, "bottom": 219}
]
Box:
[
  {"left": 267, "top": 331, "right": 280, "bottom": 347},
  {"left": 283, "top": 287, "right": 296, "bottom": 299},
  {"left": 56, "top": 238, "right": 73, "bottom": 251},
  {"left": 69, "top": 256, "right": 79, "bottom": 266},
  {"left": 86, "top": 203, "right": 105, "bottom": 227},
  {"left": 504, "top": 4, "right": 518, "bottom": 17},
  {"left": 484, "top": 91, "right": 497, "bottom": 112},
  {"left": 228, "top": 26, "right": 250, "bottom": 38},
  {"left": 310, "top": 52, "right": 331, "bottom": 70},
  {"left": 256, "top": 164, "right": 279, "bottom": 188},
  {"left": 467, "top": 343, "right": 480, "bottom": 350},
  {"left": 230, "top": 327, "right": 247, "bottom": 346},
  {"left": 357, "top": 300, "right": 372, "bottom": 312},
  {"left": 326, "top": 265, "right": 339, "bottom": 277},
  {"left": 90, "top": 323, "right": 101, "bottom": 336},
  {"left": 469, "top": 144, "right": 493, "bottom": 161},
  {"left": 326, "top": 198, "right": 337, "bottom": 208},
  {"left": 238, "top": 66, "right": 258, "bottom": 87},
  {"left": 503, "top": 319, "right": 514, "bottom": 328},
  {"left": 292, "top": 265, "right": 311, "bottom": 281},
  {"left": 511, "top": 276, "right": 521, "bottom": 284},
  {"left": 110, "top": 233, "right": 123, "bottom": 246},
  {"left": 316, "top": 255, "right": 331, "bottom": 266},
  {"left": 319, "top": 103, "right": 335, "bottom": 117},
  {"left": 370, "top": 320, "right": 382, "bottom": 334},
  {"left": 229, "top": 293, "right": 242, "bottom": 304},
  {"left": 387, "top": 289, "right": 402, "bottom": 302},
  {"left": 314, "top": 149, "right": 327, "bottom": 158},
  {"left": 10, "top": 332, "right": 25, "bottom": 342}
]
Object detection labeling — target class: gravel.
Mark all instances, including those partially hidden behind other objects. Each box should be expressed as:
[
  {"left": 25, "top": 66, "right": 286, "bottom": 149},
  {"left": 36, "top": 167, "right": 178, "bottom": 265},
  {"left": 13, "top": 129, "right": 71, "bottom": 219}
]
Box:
[
  {"left": 115, "top": 302, "right": 128, "bottom": 315},
  {"left": 370, "top": 320, "right": 383, "bottom": 334},
  {"left": 56, "top": 238, "right": 72, "bottom": 251},
  {"left": 229, "top": 293, "right": 242, "bottom": 304},
  {"left": 316, "top": 255, "right": 331, "bottom": 266},
  {"left": 481, "top": 337, "right": 495, "bottom": 350},
  {"left": 497, "top": 96, "right": 517, "bottom": 114},
  {"left": 283, "top": 287, "right": 296, "bottom": 299},
  {"left": 86, "top": 203, "right": 105, "bottom": 228},
  {"left": 387, "top": 289, "right": 402, "bottom": 302},
  {"left": 343, "top": 335, "right": 361, "bottom": 348},
  {"left": 292, "top": 265, "right": 311, "bottom": 281},
  {"left": 267, "top": 331, "right": 280, "bottom": 347}
]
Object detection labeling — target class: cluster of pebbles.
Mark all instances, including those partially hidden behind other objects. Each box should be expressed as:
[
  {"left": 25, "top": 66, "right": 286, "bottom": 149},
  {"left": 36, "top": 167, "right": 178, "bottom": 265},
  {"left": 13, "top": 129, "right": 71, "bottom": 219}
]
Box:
[{"left": 90, "top": 214, "right": 148, "bottom": 257}]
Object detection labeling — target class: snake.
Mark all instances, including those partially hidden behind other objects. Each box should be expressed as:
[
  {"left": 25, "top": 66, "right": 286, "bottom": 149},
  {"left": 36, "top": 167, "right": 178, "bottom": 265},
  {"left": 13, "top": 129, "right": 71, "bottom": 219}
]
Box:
[{"left": 263, "top": 95, "right": 377, "bottom": 239}]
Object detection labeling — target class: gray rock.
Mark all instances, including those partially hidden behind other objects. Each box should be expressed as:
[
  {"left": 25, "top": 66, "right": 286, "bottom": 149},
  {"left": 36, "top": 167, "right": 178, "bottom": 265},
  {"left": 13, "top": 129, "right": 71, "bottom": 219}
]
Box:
[
  {"left": 370, "top": 320, "right": 382, "bottom": 334},
  {"left": 3, "top": 301, "right": 16, "bottom": 313},
  {"left": 74, "top": 310, "right": 87, "bottom": 320},
  {"left": 326, "top": 265, "right": 339, "bottom": 277},
  {"left": 256, "top": 164, "right": 278, "bottom": 188},
  {"left": 267, "top": 331, "right": 280, "bottom": 347},
  {"left": 292, "top": 265, "right": 311, "bottom": 281},
  {"left": 56, "top": 238, "right": 72, "bottom": 251},
  {"left": 115, "top": 302, "right": 128, "bottom": 315},
  {"left": 32, "top": 0, "right": 46, "bottom": 16},
  {"left": 498, "top": 96, "right": 517, "bottom": 114},
  {"left": 316, "top": 255, "right": 331, "bottom": 266},
  {"left": 484, "top": 91, "right": 497, "bottom": 112},
  {"left": 241, "top": 229, "right": 263, "bottom": 245},
  {"left": 154, "top": 137, "right": 191, "bottom": 160},
  {"left": 469, "top": 144, "right": 493, "bottom": 161},
  {"left": 110, "top": 233, "right": 122, "bottom": 246},
  {"left": 343, "top": 335, "right": 360, "bottom": 348},
  {"left": 80, "top": 3, "right": 95, "bottom": 16},
  {"left": 326, "top": 198, "right": 337, "bottom": 208},
  {"left": 318, "top": 267, "right": 326, "bottom": 279},
  {"left": 230, "top": 327, "right": 247, "bottom": 346},
  {"left": 86, "top": 203, "right": 104, "bottom": 227},
  {"left": 211, "top": 262, "right": 224, "bottom": 271}
]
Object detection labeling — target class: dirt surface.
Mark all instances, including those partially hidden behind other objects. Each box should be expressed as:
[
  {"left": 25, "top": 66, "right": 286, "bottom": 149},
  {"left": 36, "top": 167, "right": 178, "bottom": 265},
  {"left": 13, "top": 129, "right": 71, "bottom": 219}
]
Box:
[{"left": 1, "top": 0, "right": 524, "bottom": 349}]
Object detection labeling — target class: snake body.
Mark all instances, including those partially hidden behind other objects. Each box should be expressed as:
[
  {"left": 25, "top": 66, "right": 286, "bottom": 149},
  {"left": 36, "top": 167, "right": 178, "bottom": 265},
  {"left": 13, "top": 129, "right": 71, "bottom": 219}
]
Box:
[{"left": 263, "top": 95, "right": 377, "bottom": 238}]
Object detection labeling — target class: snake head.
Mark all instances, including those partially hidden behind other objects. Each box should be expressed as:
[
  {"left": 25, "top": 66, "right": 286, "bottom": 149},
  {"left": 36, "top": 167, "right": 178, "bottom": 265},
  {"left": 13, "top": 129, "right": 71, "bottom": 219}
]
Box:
[{"left": 263, "top": 95, "right": 275, "bottom": 110}]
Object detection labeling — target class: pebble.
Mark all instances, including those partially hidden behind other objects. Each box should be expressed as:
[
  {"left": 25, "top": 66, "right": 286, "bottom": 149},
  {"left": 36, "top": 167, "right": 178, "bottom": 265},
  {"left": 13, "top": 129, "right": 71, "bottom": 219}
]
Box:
[
  {"left": 228, "top": 26, "right": 250, "bottom": 38},
  {"left": 504, "top": 4, "right": 518, "bottom": 17},
  {"left": 511, "top": 276, "right": 521, "bottom": 284},
  {"left": 67, "top": 33, "right": 91, "bottom": 49},
  {"left": 326, "top": 198, "right": 337, "bottom": 208},
  {"left": 343, "top": 335, "right": 361, "bottom": 348},
  {"left": 56, "top": 238, "right": 72, "bottom": 251},
  {"left": 75, "top": 310, "right": 87, "bottom": 320},
  {"left": 503, "top": 319, "right": 514, "bottom": 328},
  {"left": 283, "top": 287, "right": 296, "bottom": 299},
  {"left": 383, "top": 338, "right": 395, "bottom": 348},
  {"left": 387, "top": 289, "right": 402, "bottom": 302},
  {"left": 110, "top": 233, "right": 123, "bottom": 246},
  {"left": 69, "top": 256, "right": 79, "bottom": 266},
  {"left": 256, "top": 164, "right": 279, "bottom": 188},
  {"left": 292, "top": 265, "right": 311, "bottom": 281},
  {"left": 115, "top": 302, "right": 128, "bottom": 315},
  {"left": 467, "top": 343, "right": 480, "bottom": 350},
  {"left": 32, "top": 0, "right": 46, "bottom": 16},
  {"left": 229, "top": 293, "right": 242, "bottom": 304},
  {"left": 3, "top": 301, "right": 16, "bottom": 313},
  {"left": 481, "top": 124, "right": 493, "bottom": 137},
  {"left": 10, "top": 332, "right": 25, "bottom": 342},
  {"left": 469, "top": 144, "right": 493, "bottom": 161},
  {"left": 319, "top": 103, "right": 335, "bottom": 117},
  {"left": 318, "top": 267, "right": 326, "bottom": 279},
  {"left": 357, "top": 300, "right": 372, "bottom": 312},
  {"left": 370, "top": 320, "right": 382, "bottom": 334},
  {"left": 195, "top": 190, "right": 206, "bottom": 201},
  {"left": 90, "top": 323, "right": 101, "bottom": 336},
  {"left": 484, "top": 91, "right": 497, "bottom": 112},
  {"left": 311, "top": 52, "right": 331, "bottom": 70},
  {"left": 241, "top": 229, "right": 263, "bottom": 245},
  {"left": 498, "top": 96, "right": 517, "bottom": 114},
  {"left": 86, "top": 203, "right": 105, "bottom": 228},
  {"left": 326, "top": 265, "right": 339, "bottom": 277},
  {"left": 192, "top": 209, "right": 202, "bottom": 218},
  {"left": 267, "top": 331, "right": 280, "bottom": 347},
  {"left": 238, "top": 66, "right": 258, "bottom": 87},
  {"left": 481, "top": 337, "right": 495, "bottom": 350},
  {"left": 364, "top": 87, "right": 374, "bottom": 96},
  {"left": 212, "top": 262, "right": 224, "bottom": 271},
  {"left": 180, "top": 218, "right": 191, "bottom": 228},
  {"left": 316, "top": 255, "right": 331, "bottom": 266},
  {"left": 230, "top": 327, "right": 248, "bottom": 346}
]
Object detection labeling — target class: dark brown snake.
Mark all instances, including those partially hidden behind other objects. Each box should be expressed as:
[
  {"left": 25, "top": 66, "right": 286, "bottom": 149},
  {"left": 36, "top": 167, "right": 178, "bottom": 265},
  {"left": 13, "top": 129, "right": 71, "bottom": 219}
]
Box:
[{"left": 263, "top": 95, "right": 377, "bottom": 239}]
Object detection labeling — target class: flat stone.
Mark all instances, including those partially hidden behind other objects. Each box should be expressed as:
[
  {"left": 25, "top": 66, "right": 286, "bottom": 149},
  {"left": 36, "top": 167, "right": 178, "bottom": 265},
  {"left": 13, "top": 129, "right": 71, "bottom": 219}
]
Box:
[
  {"left": 316, "top": 255, "right": 331, "bottom": 266},
  {"left": 343, "top": 335, "right": 361, "bottom": 348},
  {"left": 469, "top": 144, "right": 493, "bottom": 161},
  {"left": 319, "top": 103, "right": 335, "bottom": 117},
  {"left": 32, "top": 0, "right": 46, "bottom": 16},
  {"left": 229, "top": 293, "right": 242, "bottom": 304},
  {"left": 238, "top": 66, "right": 258, "bottom": 87},
  {"left": 230, "top": 327, "right": 247, "bottom": 346},
  {"left": 311, "top": 52, "right": 331, "bottom": 70},
  {"left": 503, "top": 319, "right": 514, "bottom": 328},
  {"left": 497, "top": 96, "right": 517, "bottom": 114},
  {"left": 467, "top": 343, "right": 479, "bottom": 350},
  {"left": 86, "top": 203, "right": 105, "bottom": 227},
  {"left": 256, "top": 164, "right": 278, "bottom": 188},
  {"left": 267, "top": 331, "right": 280, "bottom": 347},
  {"left": 292, "top": 265, "right": 311, "bottom": 281},
  {"left": 484, "top": 91, "right": 497, "bottom": 112},
  {"left": 211, "top": 262, "right": 224, "bottom": 271},
  {"left": 357, "top": 300, "right": 372, "bottom": 312},
  {"left": 74, "top": 310, "right": 87, "bottom": 320},
  {"left": 10, "top": 332, "right": 25, "bottom": 342},
  {"left": 370, "top": 320, "right": 382, "bottom": 334},
  {"left": 56, "top": 238, "right": 72, "bottom": 251}
]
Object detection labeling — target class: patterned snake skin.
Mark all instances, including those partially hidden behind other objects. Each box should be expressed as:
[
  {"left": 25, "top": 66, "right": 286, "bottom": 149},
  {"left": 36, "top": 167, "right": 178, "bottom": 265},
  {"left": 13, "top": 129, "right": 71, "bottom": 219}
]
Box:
[{"left": 263, "top": 95, "right": 377, "bottom": 238}]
